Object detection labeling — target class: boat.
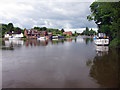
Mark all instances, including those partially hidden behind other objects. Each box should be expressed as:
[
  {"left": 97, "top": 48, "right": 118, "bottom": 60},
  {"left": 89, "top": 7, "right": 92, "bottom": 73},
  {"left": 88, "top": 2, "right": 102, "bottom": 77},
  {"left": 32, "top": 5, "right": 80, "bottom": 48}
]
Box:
[
  {"left": 58, "top": 36, "right": 65, "bottom": 39},
  {"left": 94, "top": 33, "right": 109, "bottom": 46},
  {"left": 52, "top": 36, "right": 58, "bottom": 39},
  {"left": 50, "top": 36, "right": 65, "bottom": 40},
  {"left": 37, "top": 36, "right": 46, "bottom": 40}
]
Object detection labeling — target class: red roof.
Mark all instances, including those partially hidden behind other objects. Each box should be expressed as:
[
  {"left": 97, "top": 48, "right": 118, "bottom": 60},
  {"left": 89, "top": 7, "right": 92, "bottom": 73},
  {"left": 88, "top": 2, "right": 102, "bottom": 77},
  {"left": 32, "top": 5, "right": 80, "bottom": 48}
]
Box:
[{"left": 63, "top": 31, "right": 72, "bottom": 34}]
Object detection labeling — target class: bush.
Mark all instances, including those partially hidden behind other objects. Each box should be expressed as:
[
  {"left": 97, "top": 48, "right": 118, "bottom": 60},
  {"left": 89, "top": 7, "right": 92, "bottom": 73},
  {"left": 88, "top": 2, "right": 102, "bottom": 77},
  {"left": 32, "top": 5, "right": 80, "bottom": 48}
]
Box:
[
  {"left": 109, "top": 38, "right": 120, "bottom": 48},
  {"left": 23, "top": 35, "right": 26, "bottom": 38}
]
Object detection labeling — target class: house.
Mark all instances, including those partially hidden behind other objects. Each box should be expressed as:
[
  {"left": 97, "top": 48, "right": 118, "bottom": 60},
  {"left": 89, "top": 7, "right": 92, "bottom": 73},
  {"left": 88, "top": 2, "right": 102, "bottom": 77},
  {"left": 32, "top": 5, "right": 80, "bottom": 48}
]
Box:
[
  {"left": 63, "top": 31, "right": 72, "bottom": 36},
  {"left": 24, "top": 29, "right": 38, "bottom": 38},
  {"left": 38, "top": 31, "right": 48, "bottom": 36},
  {"left": 24, "top": 29, "right": 48, "bottom": 38},
  {"left": 48, "top": 32, "right": 53, "bottom": 36},
  {"left": 5, "top": 31, "right": 23, "bottom": 38}
]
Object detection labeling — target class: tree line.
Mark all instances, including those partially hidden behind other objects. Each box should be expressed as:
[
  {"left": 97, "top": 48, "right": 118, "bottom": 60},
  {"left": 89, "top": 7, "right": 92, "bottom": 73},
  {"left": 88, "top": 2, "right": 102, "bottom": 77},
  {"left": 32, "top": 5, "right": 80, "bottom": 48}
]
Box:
[
  {"left": 33, "top": 27, "right": 65, "bottom": 35},
  {"left": 81, "top": 27, "right": 97, "bottom": 36},
  {"left": 0, "top": 23, "right": 65, "bottom": 38},
  {"left": 0, "top": 23, "right": 24, "bottom": 38},
  {"left": 87, "top": 1, "right": 120, "bottom": 48}
]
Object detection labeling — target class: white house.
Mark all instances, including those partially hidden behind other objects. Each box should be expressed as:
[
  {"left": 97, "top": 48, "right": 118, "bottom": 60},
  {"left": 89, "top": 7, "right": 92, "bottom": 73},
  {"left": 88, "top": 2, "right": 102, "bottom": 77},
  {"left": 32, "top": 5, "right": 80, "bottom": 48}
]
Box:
[{"left": 5, "top": 31, "right": 23, "bottom": 39}]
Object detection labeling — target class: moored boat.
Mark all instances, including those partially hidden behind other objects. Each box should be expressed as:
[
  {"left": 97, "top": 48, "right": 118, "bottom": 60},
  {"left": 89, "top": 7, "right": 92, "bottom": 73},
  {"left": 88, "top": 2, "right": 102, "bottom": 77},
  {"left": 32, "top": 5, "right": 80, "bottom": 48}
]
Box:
[
  {"left": 52, "top": 36, "right": 58, "bottom": 39},
  {"left": 37, "top": 36, "right": 46, "bottom": 40},
  {"left": 94, "top": 33, "right": 109, "bottom": 46}
]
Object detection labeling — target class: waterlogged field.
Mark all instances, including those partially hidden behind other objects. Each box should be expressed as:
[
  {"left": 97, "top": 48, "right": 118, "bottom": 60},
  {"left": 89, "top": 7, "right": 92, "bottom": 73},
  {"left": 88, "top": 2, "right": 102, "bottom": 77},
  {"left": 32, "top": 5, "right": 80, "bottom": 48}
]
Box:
[{"left": 2, "top": 37, "right": 118, "bottom": 88}]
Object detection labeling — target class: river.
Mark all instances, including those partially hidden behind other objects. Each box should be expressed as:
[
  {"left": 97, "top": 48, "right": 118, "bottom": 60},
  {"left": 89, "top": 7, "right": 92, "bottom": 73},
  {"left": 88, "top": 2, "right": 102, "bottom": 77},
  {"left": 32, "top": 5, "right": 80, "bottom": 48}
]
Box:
[{"left": 1, "top": 37, "right": 119, "bottom": 88}]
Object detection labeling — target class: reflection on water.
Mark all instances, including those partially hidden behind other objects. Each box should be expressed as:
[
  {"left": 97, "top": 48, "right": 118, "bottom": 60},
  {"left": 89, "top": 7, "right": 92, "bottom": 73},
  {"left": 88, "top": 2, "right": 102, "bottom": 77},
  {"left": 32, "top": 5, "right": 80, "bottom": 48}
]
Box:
[
  {"left": 83, "top": 37, "right": 93, "bottom": 45},
  {"left": 2, "top": 37, "right": 119, "bottom": 88},
  {"left": 88, "top": 49, "right": 119, "bottom": 88},
  {"left": 2, "top": 40, "right": 24, "bottom": 50},
  {"left": 95, "top": 45, "right": 109, "bottom": 56},
  {"left": 25, "top": 39, "right": 48, "bottom": 47},
  {"left": 2, "top": 38, "right": 78, "bottom": 49},
  {"left": 86, "top": 43, "right": 118, "bottom": 88}
]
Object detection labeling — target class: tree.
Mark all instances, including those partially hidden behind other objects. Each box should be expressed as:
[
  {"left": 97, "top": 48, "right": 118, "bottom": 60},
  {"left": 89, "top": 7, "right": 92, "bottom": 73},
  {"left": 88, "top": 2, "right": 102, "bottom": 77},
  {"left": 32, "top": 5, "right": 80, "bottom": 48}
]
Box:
[
  {"left": 14, "top": 27, "right": 22, "bottom": 33},
  {"left": 86, "top": 27, "right": 89, "bottom": 32},
  {"left": 7, "top": 23, "right": 14, "bottom": 32},
  {"left": 34, "top": 27, "right": 40, "bottom": 30},
  {"left": 74, "top": 31, "right": 78, "bottom": 36},
  {"left": 61, "top": 28, "right": 65, "bottom": 33},
  {"left": 81, "top": 28, "right": 96, "bottom": 36},
  {"left": 42, "top": 27, "right": 47, "bottom": 31},
  {"left": 87, "top": 1, "right": 120, "bottom": 48},
  {"left": 85, "top": 27, "right": 89, "bottom": 36},
  {"left": 75, "top": 31, "right": 77, "bottom": 34}
]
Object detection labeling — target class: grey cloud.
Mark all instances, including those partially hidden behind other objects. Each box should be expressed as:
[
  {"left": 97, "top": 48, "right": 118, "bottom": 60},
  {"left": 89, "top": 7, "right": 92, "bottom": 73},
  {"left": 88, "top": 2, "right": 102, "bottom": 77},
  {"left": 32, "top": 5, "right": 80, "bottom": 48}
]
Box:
[{"left": 0, "top": 0, "right": 97, "bottom": 30}]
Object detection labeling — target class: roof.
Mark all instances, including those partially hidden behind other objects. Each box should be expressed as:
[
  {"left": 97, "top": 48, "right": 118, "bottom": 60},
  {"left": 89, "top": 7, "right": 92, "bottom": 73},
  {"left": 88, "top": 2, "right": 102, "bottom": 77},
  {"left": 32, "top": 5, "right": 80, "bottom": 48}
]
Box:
[
  {"left": 7, "top": 32, "right": 21, "bottom": 35},
  {"left": 63, "top": 31, "right": 72, "bottom": 34},
  {"left": 25, "top": 29, "right": 37, "bottom": 31}
]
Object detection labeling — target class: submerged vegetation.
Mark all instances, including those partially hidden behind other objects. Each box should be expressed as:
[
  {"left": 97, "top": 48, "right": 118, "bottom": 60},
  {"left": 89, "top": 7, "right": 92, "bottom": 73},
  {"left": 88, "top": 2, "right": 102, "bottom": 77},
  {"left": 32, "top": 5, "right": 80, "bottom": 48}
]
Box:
[{"left": 87, "top": 1, "right": 120, "bottom": 48}]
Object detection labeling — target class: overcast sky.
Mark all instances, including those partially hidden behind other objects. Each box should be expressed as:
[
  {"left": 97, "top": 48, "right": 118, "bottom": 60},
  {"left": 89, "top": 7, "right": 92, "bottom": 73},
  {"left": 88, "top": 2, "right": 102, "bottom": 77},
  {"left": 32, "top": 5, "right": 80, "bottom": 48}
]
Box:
[{"left": 0, "top": 0, "right": 98, "bottom": 32}]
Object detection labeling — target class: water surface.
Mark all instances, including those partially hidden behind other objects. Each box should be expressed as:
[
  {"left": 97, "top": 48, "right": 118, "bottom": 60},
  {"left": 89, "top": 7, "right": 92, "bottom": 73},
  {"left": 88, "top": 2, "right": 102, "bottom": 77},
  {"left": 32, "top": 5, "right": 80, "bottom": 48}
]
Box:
[{"left": 2, "top": 37, "right": 118, "bottom": 88}]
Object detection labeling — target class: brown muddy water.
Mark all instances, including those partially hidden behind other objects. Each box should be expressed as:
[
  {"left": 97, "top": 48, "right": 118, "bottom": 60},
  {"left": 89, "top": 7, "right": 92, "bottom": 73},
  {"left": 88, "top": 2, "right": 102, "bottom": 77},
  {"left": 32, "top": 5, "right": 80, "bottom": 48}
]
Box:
[{"left": 1, "top": 37, "right": 119, "bottom": 88}]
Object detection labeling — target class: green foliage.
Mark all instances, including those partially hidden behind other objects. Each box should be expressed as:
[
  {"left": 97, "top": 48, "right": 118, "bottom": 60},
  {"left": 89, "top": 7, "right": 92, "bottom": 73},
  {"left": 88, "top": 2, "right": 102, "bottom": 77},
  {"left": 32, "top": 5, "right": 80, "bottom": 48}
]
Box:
[
  {"left": 72, "top": 34, "right": 76, "bottom": 36},
  {"left": 7, "top": 23, "right": 14, "bottom": 32},
  {"left": 66, "top": 36, "right": 71, "bottom": 38},
  {"left": 61, "top": 29, "right": 65, "bottom": 33},
  {"left": 109, "top": 38, "right": 120, "bottom": 48},
  {"left": 1, "top": 23, "right": 23, "bottom": 38},
  {"left": 63, "top": 34, "right": 66, "bottom": 37},
  {"left": 1, "top": 23, "right": 64, "bottom": 38},
  {"left": 81, "top": 27, "right": 96, "bottom": 36},
  {"left": 87, "top": 15, "right": 93, "bottom": 21},
  {"left": 33, "top": 26, "right": 62, "bottom": 35},
  {"left": 88, "top": 1, "right": 120, "bottom": 48},
  {"left": 23, "top": 35, "right": 26, "bottom": 38}
]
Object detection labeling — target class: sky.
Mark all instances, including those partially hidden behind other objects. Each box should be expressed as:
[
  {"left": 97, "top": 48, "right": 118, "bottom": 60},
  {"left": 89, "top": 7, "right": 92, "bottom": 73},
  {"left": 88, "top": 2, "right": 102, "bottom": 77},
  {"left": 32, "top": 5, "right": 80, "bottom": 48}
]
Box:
[{"left": 0, "top": 0, "right": 98, "bottom": 32}]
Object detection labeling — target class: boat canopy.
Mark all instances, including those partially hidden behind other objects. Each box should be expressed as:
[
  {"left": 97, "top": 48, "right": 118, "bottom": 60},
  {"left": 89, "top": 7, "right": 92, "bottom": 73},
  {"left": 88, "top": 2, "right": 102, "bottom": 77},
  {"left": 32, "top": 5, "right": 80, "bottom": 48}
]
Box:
[{"left": 97, "top": 33, "right": 106, "bottom": 37}]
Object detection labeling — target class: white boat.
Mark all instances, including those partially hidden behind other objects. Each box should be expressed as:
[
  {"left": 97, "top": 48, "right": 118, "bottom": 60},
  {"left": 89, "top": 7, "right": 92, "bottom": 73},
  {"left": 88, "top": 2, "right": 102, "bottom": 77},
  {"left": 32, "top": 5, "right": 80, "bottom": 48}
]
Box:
[
  {"left": 94, "top": 33, "right": 109, "bottom": 46},
  {"left": 52, "top": 36, "right": 58, "bottom": 39},
  {"left": 37, "top": 37, "right": 46, "bottom": 40}
]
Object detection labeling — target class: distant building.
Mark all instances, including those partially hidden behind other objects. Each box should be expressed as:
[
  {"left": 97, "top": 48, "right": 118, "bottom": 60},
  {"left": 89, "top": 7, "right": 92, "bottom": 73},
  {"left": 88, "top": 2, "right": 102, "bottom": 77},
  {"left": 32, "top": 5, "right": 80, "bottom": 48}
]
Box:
[
  {"left": 24, "top": 29, "right": 48, "bottom": 38},
  {"left": 38, "top": 31, "right": 48, "bottom": 36},
  {"left": 5, "top": 31, "right": 23, "bottom": 38},
  {"left": 48, "top": 32, "right": 53, "bottom": 36},
  {"left": 24, "top": 29, "right": 37, "bottom": 38},
  {"left": 63, "top": 31, "right": 72, "bottom": 36}
]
